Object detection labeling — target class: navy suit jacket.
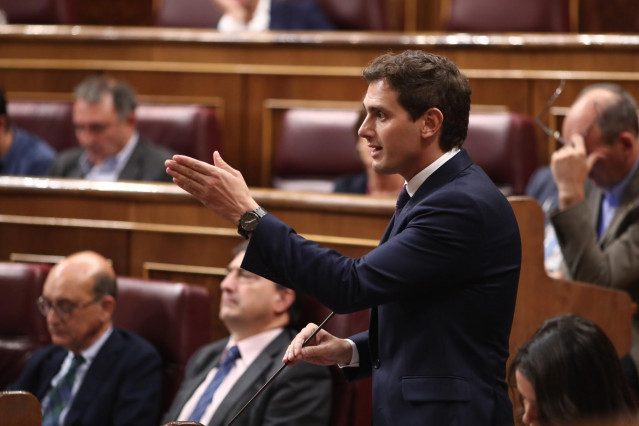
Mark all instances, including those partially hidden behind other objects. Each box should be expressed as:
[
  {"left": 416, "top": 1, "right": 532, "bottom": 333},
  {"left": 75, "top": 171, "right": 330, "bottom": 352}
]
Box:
[
  {"left": 269, "top": 0, "right": 335, "bottom": 30},
  {"left": 49, "top": 136, "right": 175, "bottom": 182},
  {"left": 8, "top": 328, "right": 163, "bottom": 426},
  {"left": 243, "top": 149, "right": 521, "bottom": 425}
]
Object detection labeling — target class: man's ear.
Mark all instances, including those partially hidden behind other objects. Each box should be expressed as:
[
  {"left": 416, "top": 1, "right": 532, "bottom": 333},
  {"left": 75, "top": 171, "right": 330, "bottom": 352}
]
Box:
[
  {"left": 420, "top": 108, "right": 443, "bottom": 139},
  {"left": 99, "top": 295, "right": 116, "bottom": 319},
  {"left": 273, "top": 288, "right": 295, "bottom": 316}
]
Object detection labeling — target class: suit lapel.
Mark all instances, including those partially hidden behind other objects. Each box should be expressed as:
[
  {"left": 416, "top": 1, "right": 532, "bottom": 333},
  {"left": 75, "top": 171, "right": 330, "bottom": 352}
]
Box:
[
  {"left": 64, "top": 330, "right": 122, "bottom": 425},
  {"left": 37, "top": 349, "right": 68, "bottom": 400},
  {"left": 211, "top": 330, "right": 290, "bottom": 426},
  {"left": 600, "top": 165, "right": 639, "bottom": 246},
  {"left": 117, "top": 138, "right": 143, "bottom": 180}
]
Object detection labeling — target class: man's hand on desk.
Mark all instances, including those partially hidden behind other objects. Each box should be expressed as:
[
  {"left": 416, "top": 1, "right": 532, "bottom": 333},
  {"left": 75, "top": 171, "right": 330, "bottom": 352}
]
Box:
[{"left": 165, "top": 151, "right": 258, "bottom": 224}]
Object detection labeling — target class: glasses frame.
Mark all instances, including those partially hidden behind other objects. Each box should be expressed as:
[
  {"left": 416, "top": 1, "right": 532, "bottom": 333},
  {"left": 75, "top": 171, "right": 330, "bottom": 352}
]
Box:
[
  {"left": 36, "top": 295, "right": 101, "bottom": 321},
  {"left": 535, "top": 79, "right": 572, "bottom": 147}
]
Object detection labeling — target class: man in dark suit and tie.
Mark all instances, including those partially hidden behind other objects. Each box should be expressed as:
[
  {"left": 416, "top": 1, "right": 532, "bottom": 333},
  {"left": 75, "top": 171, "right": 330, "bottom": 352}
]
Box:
[
  {"left": 7, "top": 251, "right": 163, "bottom": 426},
  {"left": 49, "top": 75, "right": 174, "bottom": 182},
  {"left": 162, "top": 242, "right": 331, "bottom": 426},
  {"left": 165, "top": 50, "right": 521, "bottom": 425}
]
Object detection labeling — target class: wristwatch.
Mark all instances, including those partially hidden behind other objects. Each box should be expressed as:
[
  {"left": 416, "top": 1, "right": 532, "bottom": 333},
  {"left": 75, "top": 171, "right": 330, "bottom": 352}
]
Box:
[{"left": 237, "top": 207, "right": 268, "bottom": 239}]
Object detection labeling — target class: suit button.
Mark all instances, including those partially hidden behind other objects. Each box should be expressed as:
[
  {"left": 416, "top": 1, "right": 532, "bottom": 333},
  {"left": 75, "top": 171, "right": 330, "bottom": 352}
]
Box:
[{"left": 373, "top": 359, "right": 380, "bottom": 369}]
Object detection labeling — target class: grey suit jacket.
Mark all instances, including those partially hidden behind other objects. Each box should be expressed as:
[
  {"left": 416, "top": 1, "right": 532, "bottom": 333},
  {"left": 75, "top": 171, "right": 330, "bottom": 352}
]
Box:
[
  {"left": 551, "top": 164, "right": 639, "bottom": 363},
  {"left": 48, "top": 136, "right": 175, "bottom": 182},
  {"left": 162, "top": 328, "right": 332, "bottom": 426}
]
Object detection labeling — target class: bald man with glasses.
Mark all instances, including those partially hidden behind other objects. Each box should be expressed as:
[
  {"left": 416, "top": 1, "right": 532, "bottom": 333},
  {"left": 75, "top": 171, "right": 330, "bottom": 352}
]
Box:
[{"left": 7, "top": 251, "right": 163, "bottom": 426}]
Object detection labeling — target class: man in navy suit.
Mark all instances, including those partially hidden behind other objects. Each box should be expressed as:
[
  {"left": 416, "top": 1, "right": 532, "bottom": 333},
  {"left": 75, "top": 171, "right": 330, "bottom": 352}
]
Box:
[
  {"left": 212, "top": 0, "right": 334, "bottom": 31},
  {"left": 166, "top": 50, "right": 521, "bottom": 425},
  {"left": 7, "top": 251, "right": 163, "bottom": 426}
]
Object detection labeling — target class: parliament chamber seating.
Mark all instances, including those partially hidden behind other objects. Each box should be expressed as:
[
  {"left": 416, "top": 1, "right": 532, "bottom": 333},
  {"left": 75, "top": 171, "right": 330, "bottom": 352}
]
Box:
[
  {"left": 154, "top": 0, "right": 222, "bottom": 28},
  {"left": 317, "top": 0, "right": 387, "bottom": 30},
  {"left": 0, "top": 390, "right": 42, "bottom": 426},
  {"left": 0, "top": 0, "right": 76, "bottom": 25},
  {"left": 7, "top": 100, "right": 221, "bottom": 164},
  {"left": 442, "top": 0, "right": 573, "bottom": 32},
  {"left": 301, "top": 297, "right": 372, "bottom": 426},
  {"left": 273, "top": 108, "right": 537, "bottom": 195},
  {"left": 0, "top": 263, "right": 51, "bottom": 391},
  {"left": 272, "top": 108, "right": 364, "bottom": 192},
  {"left": 114, "top": 277, "right": 212, "bottom": 411},
  {"left": 464, "top": 112, "right": 538, "bottom": 196}
]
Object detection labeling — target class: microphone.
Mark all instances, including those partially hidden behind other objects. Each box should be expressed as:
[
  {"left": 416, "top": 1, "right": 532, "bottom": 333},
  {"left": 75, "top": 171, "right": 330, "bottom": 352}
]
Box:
[{"left": 225, "top": 311, "right": 335, "bottom": 426}]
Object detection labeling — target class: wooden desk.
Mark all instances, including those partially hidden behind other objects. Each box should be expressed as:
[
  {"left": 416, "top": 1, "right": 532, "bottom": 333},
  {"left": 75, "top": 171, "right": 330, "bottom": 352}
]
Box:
[
  {"left": 0, "top": 176, "right": 632, "bottom": 362},
  {"left": 3, "top": 27, "right": 639, "bottom": 183}
]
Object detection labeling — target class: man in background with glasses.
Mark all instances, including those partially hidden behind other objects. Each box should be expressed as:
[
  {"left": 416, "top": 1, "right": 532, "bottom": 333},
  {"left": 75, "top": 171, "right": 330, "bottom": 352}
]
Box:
[
  {"left": 7, "top": 251, "right": 163, "bottom": 426},
  {"left": 534, "top": 83, "right": 639, "bottom": 393},
  {"left": 49, "top": 75, "right": 175, "bottom": 182}
]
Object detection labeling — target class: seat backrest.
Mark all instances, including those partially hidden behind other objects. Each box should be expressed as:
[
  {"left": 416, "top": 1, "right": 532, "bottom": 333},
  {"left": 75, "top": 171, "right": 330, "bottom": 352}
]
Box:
[
  {"left": 114, "top": 277, "right": 211, "bottom": 411},
  {"left": 464, "top": 112, "right": 538, "bottom": 196},
  {"left": 272, "top": 108, "right": 364, "bottom": 192},
  {"left": 7, "top": 101, "right": 76, "bottom": 153},
  {"left": 7, "top": 100, "right": 221, "bottom": 164},
  {"left": 443, "top": 0, "right": 572, "bottom": 32},
  {"left": 0, "top": 0, "right": 76, "bottom": 25},
  {"left": 154, "top": 0, "right": 222, "bottom": 28},
  {"left": 136, "top": 104, "right": 221, "bottom": 163},
  {"left": 0, "top": 390, "right": 42, "bottom": 426},
  {"left": 316, "top": 0, "right": 387, "bottom": 30},
  {"left": 0, "top": 263, "right": 51, "bottom": 390},
  {"left": 300, "top": 298, "right": 372, "bottom": 426}
]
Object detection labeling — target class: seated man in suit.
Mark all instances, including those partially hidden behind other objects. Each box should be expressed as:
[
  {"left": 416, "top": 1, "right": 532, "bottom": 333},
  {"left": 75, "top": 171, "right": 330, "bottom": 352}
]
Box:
[
  {"left": 7, "top": 251, "right": 163, "bottom": 426},
  {"left": 211, "top": 0, "right": 334, "bottom": 31},
  {"left": 0, "top": 86, "right": 56, "bottom": 176},
  {"left": 163, "top": 242, "right": 331, "bottom": 426},
  {"left": 49, "top": 75, "right": 174, "bottom": 182}
]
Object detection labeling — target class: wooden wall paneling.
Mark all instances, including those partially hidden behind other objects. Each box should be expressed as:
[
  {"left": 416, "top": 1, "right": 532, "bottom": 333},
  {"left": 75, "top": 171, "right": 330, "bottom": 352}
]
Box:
[{"left": 0, "top": 219, "right": 132, "bottom": 275}]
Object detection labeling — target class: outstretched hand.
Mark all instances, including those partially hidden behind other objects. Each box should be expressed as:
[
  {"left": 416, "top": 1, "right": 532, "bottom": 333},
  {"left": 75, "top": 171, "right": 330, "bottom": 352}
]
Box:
[
  {"left": 283, "top": 323, "right": 353, "bottom": 367},
  {"left": 165, "top": 151, "right": 259, "bottom": 224}
]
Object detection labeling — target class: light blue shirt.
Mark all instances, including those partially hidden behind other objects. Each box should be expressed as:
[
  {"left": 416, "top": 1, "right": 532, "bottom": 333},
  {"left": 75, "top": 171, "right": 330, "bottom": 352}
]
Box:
[
  {"left": 41, "top": 327, "right": 113, "bottom": 425},
  {"left": 599, "top": 155, "right": 639, "bottom": 239},
  {"left": 79, "top": 132, "right": 138, "bottom": 181}
]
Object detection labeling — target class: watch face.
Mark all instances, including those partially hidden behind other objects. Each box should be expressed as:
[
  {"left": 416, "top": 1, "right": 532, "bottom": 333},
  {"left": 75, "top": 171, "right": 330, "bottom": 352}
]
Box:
[{"left": 241, "top": 211, "right": 260, "bottom": 232}]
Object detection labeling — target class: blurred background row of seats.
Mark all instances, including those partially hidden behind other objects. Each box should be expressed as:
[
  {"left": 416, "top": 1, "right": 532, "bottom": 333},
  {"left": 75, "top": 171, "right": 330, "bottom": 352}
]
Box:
[
  {"left": 271, "top": 107, "right": 538, "bottom": 195},
  {"left": 7, "top": 100, "right": 221, "bottom": 164},
  {"left": 9, "top": 98, "right": 537, "bottom": 195},
  {"left": 0, "top": 0, "right": 636, "bottom": 33}
]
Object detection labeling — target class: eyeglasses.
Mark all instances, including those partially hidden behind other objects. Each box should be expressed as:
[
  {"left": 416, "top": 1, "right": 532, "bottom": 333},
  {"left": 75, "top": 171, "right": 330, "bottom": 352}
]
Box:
[
  {"left": 36, "top": 295, "right": 101, "bottom": 321},
  {"left": 73, "top": 122, "right": 113, "bottom": 134},
  {"left": 535, "top": 79, "right": 571, "bottom": 146}
]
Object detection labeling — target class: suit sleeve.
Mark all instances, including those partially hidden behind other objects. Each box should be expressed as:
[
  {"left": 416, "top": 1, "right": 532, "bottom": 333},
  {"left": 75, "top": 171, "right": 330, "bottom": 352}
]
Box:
[
  {"left": 242, "top": 189, "right": 493, "bottom": 314},
  {"left": 551, "top": 199, "right": 639, "bottom": 289}
]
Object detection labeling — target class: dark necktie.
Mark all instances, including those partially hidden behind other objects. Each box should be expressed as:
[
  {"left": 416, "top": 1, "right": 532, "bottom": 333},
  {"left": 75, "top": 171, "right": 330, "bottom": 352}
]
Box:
[
  {"left": 395, "top": 185, "right": 410, "bottom": 215},
  {"left": 188, "top": 345, "right": 241, "bottom": 422},
  {"left": 42, "top": 354, "right": 85, "bottom": 426}
]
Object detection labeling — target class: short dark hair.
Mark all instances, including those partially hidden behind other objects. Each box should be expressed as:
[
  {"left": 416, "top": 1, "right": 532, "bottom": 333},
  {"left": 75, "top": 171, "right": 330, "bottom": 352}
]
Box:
[
  {"left": 0, "top": 85, "right": 10, "bottom": 129},
  {"left": 578, "top": 83, "right": 639, "bottom": 144},
  {"left": 74, "top": 75, "right": 137, "bottom": 121},
  {"left": 509, "top": 314, "right": 635, "bottom": 424},
  {"left": 92, "top": 272, "right": 117, "bottom": 300},
  {"left": 362, "top": 50, "right": 472, "bottom": 151}
]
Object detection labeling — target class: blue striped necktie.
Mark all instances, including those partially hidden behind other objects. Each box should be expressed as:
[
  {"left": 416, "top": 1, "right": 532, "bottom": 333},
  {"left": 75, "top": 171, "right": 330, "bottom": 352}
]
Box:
[
  {"left": 42, "top": 354, "right": 85, "bottom": 426},
  {"left": 188, "top": 345, "right": 241, "bottom": 422}
]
